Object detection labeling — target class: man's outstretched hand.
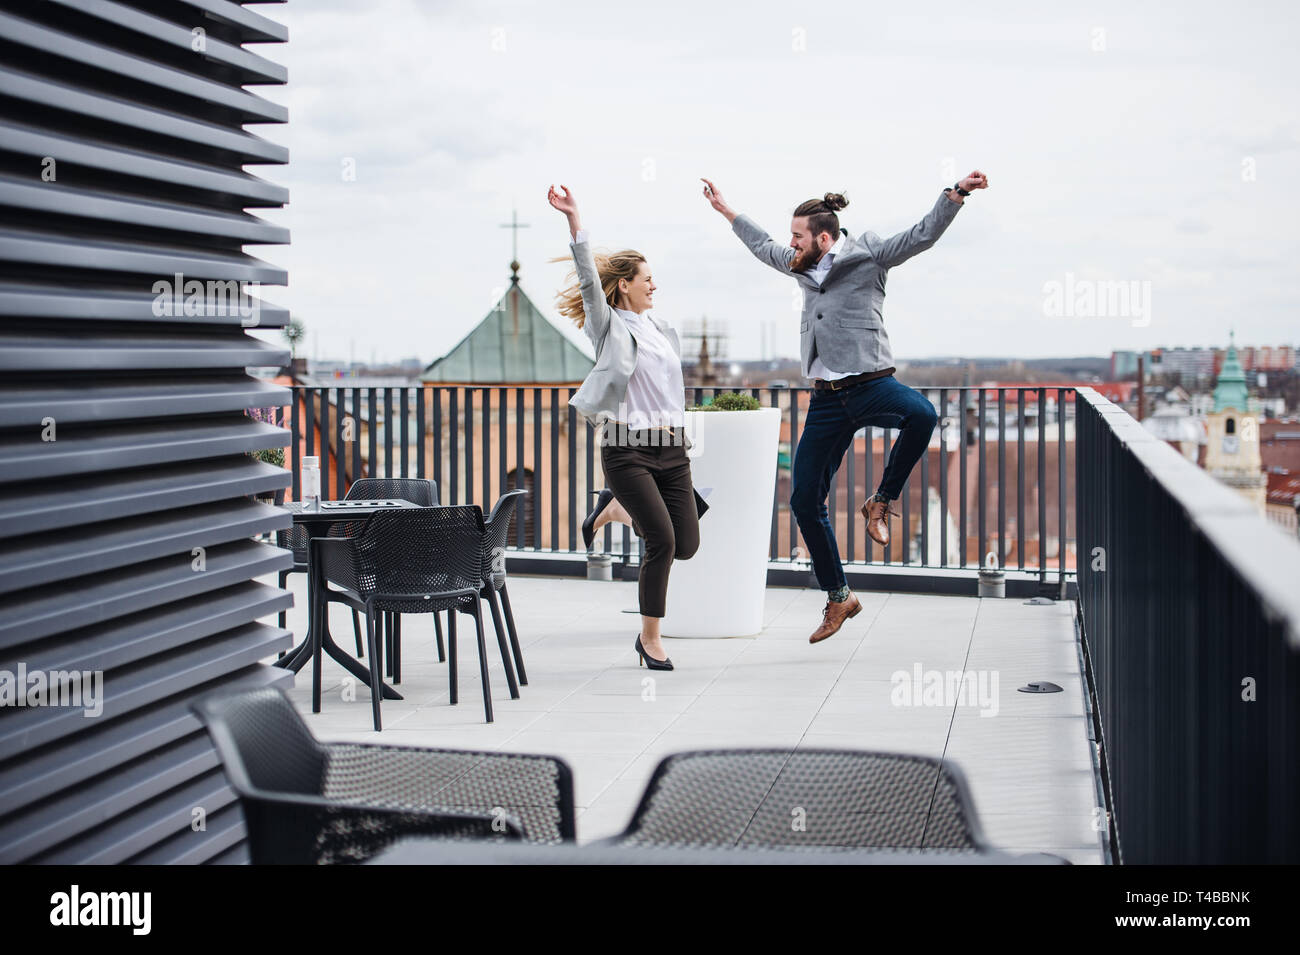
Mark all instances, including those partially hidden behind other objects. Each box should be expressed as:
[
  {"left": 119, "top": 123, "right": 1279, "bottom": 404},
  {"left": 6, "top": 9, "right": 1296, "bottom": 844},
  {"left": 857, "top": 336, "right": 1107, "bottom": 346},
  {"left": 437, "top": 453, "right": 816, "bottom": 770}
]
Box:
[
  {"left": 958, "top": 170, "right": 989, "bottom": 192},
  {"left": 700, "top": 177, "right": 737, "bottom": 223}
]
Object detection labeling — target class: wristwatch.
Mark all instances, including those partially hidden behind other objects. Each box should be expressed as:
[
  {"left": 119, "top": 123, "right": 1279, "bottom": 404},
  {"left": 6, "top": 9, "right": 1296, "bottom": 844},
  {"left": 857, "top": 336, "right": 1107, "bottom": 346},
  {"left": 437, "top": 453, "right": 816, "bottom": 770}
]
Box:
[{"left": 952, "top": 181, "right": 971, "bottom": 197}]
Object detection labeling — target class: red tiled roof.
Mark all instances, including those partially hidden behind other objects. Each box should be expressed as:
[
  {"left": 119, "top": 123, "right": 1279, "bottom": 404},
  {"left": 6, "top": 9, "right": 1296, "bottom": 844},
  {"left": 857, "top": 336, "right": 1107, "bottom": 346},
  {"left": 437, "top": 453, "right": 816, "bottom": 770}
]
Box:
[{"left": 1267, "top": 471, "right": 1300, "bottom": 506}]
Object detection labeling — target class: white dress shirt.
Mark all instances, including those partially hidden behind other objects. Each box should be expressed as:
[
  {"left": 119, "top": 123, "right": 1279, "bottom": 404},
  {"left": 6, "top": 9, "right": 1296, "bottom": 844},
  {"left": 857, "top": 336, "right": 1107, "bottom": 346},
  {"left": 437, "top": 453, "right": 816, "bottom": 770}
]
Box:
[
  {"left": 802, "top": 232, "right": 861, "bottom": 381},
  {"left": 573, "top": 229, "right": 685, "bottom": 430}
]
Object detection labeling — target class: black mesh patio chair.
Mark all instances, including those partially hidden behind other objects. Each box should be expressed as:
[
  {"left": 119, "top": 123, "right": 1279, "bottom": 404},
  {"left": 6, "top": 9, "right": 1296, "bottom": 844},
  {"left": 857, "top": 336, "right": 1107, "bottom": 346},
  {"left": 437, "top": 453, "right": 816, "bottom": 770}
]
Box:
[
  {"left": 383, "top": 489, "right": 530, "bottom": 696},
  {"left": 329, "top": 477, "right": 441, "bottom": 665},
  {"left": 192, "top": 687, "right": 577, "bottom": 863},
  {"left": 346, "top": 477, "right": 439, "bottom": 504},
  {"left": 607, "top": 748, "right": 994, "bottom": 854},
  {"left": 315, "top": 505, "right": 493, "bottom": 730}
]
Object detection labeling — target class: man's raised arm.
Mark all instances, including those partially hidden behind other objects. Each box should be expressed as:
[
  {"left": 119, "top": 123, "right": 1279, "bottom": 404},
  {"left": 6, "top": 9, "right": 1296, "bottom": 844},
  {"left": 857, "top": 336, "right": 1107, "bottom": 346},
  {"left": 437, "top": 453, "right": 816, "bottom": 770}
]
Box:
[
  {"left": 868, "top": 169, "right": 988, "bottom": 269},
  {"left": 701, "top": 176, "right": 795, "bottom": 275}
]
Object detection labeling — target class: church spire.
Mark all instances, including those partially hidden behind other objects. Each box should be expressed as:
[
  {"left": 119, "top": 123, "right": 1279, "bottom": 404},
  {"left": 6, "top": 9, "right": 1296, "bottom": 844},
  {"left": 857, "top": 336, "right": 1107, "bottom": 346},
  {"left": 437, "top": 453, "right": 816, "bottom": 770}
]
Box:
[{"left": 1212, "top": 332, "right": 1248, "bottom": 413}]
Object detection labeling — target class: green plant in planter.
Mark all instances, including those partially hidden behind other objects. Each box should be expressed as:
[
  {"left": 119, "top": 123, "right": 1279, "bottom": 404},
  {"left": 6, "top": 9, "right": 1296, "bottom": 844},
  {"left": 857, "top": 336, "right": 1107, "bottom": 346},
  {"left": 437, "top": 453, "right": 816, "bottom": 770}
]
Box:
[
  {"left": 245, "top": 407, "right": 288, "bottom": 504},
  {"left": 686, "top": 392, "right": 762, "bottom": 412},
  {"left": 251, "top": 446, "right": 285, "bottom": 468}
]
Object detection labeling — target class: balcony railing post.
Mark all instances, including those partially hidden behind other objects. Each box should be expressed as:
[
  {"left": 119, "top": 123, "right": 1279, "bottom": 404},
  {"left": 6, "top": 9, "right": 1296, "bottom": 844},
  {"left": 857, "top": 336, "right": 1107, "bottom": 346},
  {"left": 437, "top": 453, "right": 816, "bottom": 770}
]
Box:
[
  {"left": 416, "top": 385, "right": 426, "bottom": 480},
  {"left": 338, "top": 387, "right": 348, "bottom": 496},
  {"left": 1017, "top": 389, "right": 1026, "bottom": 571},
  {"left": 290, "top": 387, "right": 301, "bottom": 501},
  {"left": 769, "top": 388, "right": 780, "bottom": 561},
  {"left": 1037, "top": 388, "right": 1047, "bottom": 588},
  {"left": 383, "top": 387, "right": 393, "bottom": 480},
  {"left": 789, "top": 388, "right": 801, "bottom": 562},
  {"left": 977, "top": 387, "right": 986, "bottom": 567},
  {"left": 938, "top": 388, "right": 948, "bottom": 567},
  {"left": 464, "top": 387, "right": 474, "bottom": 505},
  {"left": 918, "top": 388, "right": 929, "bottom": 567},
  {"left": 1058, "top": 388, "right": 1069, "bottom": 597},
  {"left": 401, "top": 385, "right": 411, "bottom": 479},
  {"left": 959, "top": 388, "right": 968, "bottom": 568},
  {"left": 367, "top": 387, "right": 377, "bottom": 481},
  {"left": 432, "top": 387, "right": 442, "bottom": 495},
  {"left": 532, "top": 387, "right": 541, "bottom": 548},
  {"left": 515, "top": 388, "right": 526, "bottom": 548},
  {"left": 497, "top": 387, "right": 507, "bottom": 513},
  {"left": 482, "top": 386, "right": 491, "bottom": 508},
  {"left": 567, "top": 389, "right": 578, "bottom": 552},
  {"left": 320, "top": 387, "right": 331, "bottom": 498},
  {"left": 351, "top": 387, "right": 363, "bottom": 489},
  {"left": 997, "top": 388, "right": 1006, "bottom": 570}
]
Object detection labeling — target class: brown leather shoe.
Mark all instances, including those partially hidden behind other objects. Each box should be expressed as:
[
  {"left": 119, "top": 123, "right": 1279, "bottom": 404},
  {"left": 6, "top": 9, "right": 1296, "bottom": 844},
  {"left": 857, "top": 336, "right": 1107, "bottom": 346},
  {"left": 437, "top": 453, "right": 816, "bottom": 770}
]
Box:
[
  {"left": 861, "top": 496, "right": 900, "bottom": 546},
  {"left": 809, "top": 592, "right": 862, "bottom": 644}
]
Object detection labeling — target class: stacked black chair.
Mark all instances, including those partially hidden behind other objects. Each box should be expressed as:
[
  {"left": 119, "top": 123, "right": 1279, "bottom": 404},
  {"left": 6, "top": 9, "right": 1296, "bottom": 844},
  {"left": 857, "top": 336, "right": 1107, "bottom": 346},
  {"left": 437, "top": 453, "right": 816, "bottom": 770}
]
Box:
[
  {"left": 608, "top": 748, "right": 994, "bottom": 853},
  {"left": 477, "top": 489, "right": 530, "bottom": 687},
  {"left": 193, "top": 687, "right": 577, "bottom": 863},
  {"left": 315, "top": 505, "right": 493, "bottom": 729},
  {"left": 331, "top": 477, "right": 441, "bottom": 666}
]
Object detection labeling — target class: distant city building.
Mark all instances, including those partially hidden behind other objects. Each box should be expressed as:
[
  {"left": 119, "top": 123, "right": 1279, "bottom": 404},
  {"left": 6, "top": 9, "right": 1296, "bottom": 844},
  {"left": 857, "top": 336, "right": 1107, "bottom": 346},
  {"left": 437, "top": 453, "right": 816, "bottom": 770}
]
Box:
[
  {"left": 1110, "top": 350, "right": 1147, "bottom": 379},
  {"left": 1237, "top": 345, "right": 1298, "bottom": 373},
  {"left": 1151, "top": 346, "right": 1218, "bottom": 382},
  {"left": 1266, "top": 471, "right": 1300, "bottom": 537},
  {"left": 1261, "top": 421, "right": 1300, "bottom": 536},
  {"left": 1132, "top": 342, "right": 1299, "bottom": 382}
]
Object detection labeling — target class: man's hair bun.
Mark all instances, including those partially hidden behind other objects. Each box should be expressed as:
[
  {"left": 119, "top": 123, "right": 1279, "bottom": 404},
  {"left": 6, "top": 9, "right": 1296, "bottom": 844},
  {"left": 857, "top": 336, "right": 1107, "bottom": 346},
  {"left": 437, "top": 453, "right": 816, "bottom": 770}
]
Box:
[{"left": 823, "top": 192, "right": 849, "bottom": 212}]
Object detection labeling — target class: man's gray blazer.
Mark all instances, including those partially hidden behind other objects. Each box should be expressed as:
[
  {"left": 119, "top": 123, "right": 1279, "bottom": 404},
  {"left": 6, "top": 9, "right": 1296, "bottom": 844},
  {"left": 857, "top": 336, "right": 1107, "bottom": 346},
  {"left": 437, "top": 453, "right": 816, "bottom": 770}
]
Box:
[
  {"left": 731, "top": 190, "right": 962, "bottom": 378},
  {"left": 565, "top": 236, "right": 693, "bottom": 449}
]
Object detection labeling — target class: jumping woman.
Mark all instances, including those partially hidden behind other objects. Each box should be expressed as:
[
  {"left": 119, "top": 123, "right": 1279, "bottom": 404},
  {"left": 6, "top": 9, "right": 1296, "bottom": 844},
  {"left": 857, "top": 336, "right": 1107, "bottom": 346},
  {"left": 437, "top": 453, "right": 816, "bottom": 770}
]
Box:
[{"left": 548, "top": 183, "right": 702, "bottom": 671}]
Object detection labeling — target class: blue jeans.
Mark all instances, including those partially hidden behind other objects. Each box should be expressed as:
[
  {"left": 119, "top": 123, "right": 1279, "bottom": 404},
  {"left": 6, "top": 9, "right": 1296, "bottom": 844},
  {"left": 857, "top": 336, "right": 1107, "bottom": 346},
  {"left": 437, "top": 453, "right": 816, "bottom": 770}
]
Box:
[{"left": 791, "top": 375, "right": 938, "bottom": 592}]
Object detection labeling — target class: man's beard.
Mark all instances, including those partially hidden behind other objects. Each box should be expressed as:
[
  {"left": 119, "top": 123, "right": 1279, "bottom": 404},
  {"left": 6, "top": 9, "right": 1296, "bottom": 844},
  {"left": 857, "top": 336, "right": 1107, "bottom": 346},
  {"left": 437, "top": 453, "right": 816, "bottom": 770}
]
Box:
[{"left": 790, "top": 244, "right": 824, "bottom": 272}]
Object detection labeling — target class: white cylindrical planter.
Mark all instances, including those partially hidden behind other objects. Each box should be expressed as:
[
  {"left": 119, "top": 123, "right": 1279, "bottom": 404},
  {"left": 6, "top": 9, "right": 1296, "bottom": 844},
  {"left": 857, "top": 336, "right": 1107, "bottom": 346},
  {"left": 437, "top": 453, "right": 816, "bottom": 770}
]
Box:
[{"left": 661, "top": 407, "right": 781, "bottom": 638}]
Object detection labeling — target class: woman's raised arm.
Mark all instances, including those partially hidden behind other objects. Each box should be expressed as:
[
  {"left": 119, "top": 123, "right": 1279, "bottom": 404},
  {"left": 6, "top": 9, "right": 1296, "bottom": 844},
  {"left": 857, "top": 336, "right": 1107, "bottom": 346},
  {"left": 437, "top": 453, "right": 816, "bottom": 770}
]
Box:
[{"left": 548, "top": 184, "right": 612, "bottom": 347}]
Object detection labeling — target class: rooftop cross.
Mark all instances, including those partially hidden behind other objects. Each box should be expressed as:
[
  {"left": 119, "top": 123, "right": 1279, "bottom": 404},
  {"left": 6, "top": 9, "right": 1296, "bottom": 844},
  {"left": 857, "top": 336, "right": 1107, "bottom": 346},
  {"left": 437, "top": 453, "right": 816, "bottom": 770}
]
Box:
[{"left": 499, "top": 206, "right": 530, "bottom": 284}]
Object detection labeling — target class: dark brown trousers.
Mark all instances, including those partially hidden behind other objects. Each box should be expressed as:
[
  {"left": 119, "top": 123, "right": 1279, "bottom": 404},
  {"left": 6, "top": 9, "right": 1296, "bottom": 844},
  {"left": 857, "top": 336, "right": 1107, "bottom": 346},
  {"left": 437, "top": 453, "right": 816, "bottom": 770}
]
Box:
[{"left": 600, "top": 425, "right": 700, "bottom": 618}]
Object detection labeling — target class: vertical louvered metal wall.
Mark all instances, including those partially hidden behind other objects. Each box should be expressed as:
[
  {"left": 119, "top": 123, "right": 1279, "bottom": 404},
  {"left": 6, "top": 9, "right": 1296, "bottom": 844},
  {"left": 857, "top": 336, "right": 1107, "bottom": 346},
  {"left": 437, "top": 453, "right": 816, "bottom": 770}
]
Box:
[{"left": 0, "top": 0, "right": 293, "bottom": 863}]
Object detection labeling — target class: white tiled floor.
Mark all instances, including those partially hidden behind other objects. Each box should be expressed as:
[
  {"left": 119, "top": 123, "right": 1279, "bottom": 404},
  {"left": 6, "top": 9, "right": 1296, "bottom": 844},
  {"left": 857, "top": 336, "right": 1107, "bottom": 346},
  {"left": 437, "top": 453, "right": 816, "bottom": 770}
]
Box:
[{"left": 266, "top": 572, "right": 1106, "bottom": 863}]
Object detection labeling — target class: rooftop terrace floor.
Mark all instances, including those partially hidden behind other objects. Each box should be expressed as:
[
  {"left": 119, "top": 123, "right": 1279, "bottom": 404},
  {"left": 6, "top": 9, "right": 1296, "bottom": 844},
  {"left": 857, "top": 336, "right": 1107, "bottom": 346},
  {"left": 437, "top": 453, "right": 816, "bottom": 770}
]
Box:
[{"left": 264, "top": 571, "right": 1105, "bottom": 863}]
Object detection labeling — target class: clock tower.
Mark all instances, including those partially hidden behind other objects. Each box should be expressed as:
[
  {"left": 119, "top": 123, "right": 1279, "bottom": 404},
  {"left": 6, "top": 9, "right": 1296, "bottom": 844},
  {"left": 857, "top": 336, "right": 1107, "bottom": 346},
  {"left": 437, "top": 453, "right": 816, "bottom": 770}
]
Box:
[{"left": 1203, "top": 332, "right": 1266, "bottom": 512}]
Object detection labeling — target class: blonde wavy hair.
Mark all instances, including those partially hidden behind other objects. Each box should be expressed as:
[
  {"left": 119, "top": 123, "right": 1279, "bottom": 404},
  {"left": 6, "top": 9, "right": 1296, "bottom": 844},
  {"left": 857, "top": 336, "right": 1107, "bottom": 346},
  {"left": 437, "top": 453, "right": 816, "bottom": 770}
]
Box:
[{"left": 549, "top": 249, "right": 647, "bottom": 330}]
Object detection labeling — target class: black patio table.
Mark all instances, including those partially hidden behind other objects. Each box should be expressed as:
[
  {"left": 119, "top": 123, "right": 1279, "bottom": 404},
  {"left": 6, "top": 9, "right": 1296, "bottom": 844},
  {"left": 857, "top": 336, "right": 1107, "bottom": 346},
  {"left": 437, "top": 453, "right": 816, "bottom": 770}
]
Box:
[{"left": 273, "top": 499, "right": 421, "bottom": 710}]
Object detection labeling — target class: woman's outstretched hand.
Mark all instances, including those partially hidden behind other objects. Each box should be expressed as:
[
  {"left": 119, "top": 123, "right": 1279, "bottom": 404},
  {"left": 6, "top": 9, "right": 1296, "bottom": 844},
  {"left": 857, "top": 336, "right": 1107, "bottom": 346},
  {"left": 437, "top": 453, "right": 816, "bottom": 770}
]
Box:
[
  {"left": 548, "top": 184, "right": 582, "bottom": 239},
  {"left": 548, "top": 184, "right": 578, "bottom": 217}
]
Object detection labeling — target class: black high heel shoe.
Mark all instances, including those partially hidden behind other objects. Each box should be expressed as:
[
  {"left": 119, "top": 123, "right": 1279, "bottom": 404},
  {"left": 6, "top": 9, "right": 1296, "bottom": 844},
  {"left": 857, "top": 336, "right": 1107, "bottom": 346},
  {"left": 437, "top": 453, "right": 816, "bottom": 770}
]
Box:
[
  {"left": 634, "top": 634, "right": 673, "bottom": 671},
  {"left": 583, "top": 488, "right": 614, "bottom": 551}
]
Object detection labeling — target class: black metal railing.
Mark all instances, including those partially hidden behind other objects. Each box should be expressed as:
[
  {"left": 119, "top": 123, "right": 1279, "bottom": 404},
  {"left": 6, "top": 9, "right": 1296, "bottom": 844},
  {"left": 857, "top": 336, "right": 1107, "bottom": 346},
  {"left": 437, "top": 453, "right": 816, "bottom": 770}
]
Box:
[
  {"left": 1075, "top": 387, "right": 1300, "bottom": 864},
  {"left": 283, "top": 384, "right": 1075, "bottom": 585}
]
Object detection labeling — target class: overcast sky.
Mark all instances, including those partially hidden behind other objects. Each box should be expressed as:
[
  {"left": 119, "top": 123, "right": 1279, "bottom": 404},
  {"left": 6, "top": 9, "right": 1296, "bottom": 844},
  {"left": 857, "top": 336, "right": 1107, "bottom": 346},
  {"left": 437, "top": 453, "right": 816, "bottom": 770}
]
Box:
[{"left": 253, "top": 0, "right": 1299, "bottom": 369}]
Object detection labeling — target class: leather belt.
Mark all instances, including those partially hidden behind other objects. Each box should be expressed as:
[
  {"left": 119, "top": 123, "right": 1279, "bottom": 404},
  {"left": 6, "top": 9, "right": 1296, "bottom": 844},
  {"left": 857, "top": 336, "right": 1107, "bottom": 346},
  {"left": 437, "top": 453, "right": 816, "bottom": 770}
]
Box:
[
  {"left": 812, "top": 367, "right": 896, "bottom": 391},
  {"left": 621, "top": 423, "right": 683, "bottom": 434}
]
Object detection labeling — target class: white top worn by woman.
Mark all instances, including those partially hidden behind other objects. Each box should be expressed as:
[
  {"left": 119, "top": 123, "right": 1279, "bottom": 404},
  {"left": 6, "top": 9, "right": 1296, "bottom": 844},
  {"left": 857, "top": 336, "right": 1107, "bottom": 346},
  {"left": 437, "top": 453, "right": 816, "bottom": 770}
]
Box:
[{"left": 574, "top": 228, "right": 685, "bottom": 432}]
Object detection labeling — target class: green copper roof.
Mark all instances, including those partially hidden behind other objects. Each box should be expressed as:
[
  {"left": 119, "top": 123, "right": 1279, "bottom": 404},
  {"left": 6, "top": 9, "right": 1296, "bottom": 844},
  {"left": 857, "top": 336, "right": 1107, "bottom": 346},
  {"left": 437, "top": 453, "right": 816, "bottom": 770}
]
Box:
[
  {"left": 421, "top": 278, "right": 594, "bottom": 383},
  {"left": 1212, "top": 331, "right": 1249, "bottom": 413}
]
